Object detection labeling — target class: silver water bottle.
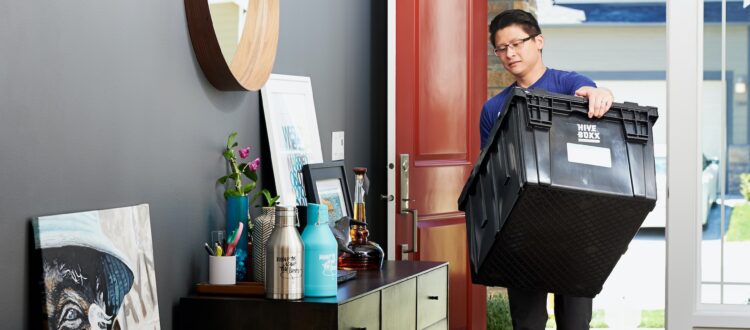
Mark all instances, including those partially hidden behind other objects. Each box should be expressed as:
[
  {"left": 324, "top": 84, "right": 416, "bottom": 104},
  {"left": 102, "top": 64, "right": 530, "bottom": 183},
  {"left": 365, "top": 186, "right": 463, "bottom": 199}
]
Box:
[{"left": 265, "top": 205, "right": 305, "bottom": 300}]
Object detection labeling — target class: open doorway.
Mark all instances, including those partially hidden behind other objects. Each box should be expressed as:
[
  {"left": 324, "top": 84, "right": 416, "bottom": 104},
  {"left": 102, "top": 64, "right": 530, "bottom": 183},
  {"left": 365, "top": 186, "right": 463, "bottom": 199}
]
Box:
[{"left": 485, "top": 1, "right": 669, "bottom": 328}]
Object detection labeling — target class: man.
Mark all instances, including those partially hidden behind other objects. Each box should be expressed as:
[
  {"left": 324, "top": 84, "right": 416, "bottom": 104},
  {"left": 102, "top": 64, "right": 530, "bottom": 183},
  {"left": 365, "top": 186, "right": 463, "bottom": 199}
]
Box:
[{"left": 480, "top": 9, "right": 614, "bottom": 330}]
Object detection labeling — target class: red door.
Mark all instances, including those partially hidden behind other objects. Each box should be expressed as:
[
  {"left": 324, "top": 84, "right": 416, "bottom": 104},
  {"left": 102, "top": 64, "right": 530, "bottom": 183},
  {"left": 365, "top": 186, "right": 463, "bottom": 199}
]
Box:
[{"left": 395, "top": 0, "right": 487, "bottom": 329}]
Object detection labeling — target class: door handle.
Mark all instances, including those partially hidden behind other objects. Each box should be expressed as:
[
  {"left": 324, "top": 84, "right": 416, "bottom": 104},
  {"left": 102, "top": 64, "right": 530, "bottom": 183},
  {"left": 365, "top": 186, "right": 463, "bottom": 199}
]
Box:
[
  {"left": 400, "top": 154, "right": 419, "bottom": 260},
  {"left": 400, "top": 208, "right": 419, "bottom": 260}
]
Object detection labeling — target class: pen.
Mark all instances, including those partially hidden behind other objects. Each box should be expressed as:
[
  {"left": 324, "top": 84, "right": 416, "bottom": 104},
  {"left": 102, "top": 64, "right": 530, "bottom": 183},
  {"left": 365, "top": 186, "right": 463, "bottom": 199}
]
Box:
[
  {"left": 215, "top": 243, "right": 223, "bottom": 256},
  {"left": 204, "top": 242, "right": 215, "bottom": 256}
]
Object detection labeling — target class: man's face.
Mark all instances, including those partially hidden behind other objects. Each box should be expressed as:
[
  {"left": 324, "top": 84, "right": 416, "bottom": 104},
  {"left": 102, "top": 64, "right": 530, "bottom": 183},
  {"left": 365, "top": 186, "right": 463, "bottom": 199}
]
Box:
[{"left": 493, "top": 24, "right": 543, "bottom": 78}]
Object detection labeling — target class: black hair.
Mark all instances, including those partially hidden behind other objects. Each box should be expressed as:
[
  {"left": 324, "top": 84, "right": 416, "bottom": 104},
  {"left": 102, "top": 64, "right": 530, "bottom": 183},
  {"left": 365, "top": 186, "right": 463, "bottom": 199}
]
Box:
[{"left": 489, "top": 9, "right": 542, "bottom": 48}]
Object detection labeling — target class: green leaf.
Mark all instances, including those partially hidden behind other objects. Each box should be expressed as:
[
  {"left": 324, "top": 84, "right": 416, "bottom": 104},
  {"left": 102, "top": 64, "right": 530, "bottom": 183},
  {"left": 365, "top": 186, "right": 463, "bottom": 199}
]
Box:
[
  {"left": 242, "top": 183, "right": 256, "bottom": 194},
  {"left": 223, "top": 150, "right": 233, "bottom": 160},
  {"left": 224, "top": 189, "right": 243, "bottom": 198},
  {"left": 261, "top": 189, "right": 280, "bottom": 207},
  {"left": 226, "top": 132, "right": 238, "bottom": 149},
  {"left": 242, "top": 166, "right": 258, "bottom": 181},
  {"left": 231, "top": 142, "right": 238, "bottom": 148},
  {"left": 217, "top": 175, "right": 229, "bottom": 185}
]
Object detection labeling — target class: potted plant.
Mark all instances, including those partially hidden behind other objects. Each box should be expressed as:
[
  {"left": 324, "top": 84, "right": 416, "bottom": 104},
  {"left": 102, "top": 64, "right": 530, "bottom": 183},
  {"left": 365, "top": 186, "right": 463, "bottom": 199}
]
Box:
[{"left": 217, "top": 132, "right": 261, "bottom": 281}]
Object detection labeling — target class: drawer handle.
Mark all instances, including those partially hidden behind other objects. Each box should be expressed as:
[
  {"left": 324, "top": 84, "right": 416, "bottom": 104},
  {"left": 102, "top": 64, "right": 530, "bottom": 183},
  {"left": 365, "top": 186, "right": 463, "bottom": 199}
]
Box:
[
  {"left": 352, "top": 327, "right": 367, "bottom": 330},
  {"left": 428, "top": 295, "right": 439, "bottom": 300}
]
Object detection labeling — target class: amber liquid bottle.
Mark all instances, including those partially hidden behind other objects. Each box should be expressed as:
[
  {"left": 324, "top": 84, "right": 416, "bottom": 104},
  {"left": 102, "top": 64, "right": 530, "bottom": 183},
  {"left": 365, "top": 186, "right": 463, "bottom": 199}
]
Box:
[{"left": 338, "top": 167, "right": 384, "bottom": 270}]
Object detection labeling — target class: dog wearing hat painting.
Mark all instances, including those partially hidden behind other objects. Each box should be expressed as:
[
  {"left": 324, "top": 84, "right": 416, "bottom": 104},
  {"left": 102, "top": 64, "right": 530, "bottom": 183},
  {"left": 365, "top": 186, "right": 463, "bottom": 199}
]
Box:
[{"left": 34, "top": 204, "right": 160, "bottom": 330}]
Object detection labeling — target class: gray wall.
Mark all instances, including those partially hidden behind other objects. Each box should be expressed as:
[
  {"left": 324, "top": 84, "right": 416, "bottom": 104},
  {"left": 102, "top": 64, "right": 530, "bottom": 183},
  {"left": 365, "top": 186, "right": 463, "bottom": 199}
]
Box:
[{"left": 0, "top": 0, "right": 386, "bottom": 328}]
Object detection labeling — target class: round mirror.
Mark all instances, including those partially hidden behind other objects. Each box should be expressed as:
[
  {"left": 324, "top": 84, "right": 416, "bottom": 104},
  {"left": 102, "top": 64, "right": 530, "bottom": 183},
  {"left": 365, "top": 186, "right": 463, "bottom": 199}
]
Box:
[{"left": 185, "top": 0, "right": 279, "bottom": 91}]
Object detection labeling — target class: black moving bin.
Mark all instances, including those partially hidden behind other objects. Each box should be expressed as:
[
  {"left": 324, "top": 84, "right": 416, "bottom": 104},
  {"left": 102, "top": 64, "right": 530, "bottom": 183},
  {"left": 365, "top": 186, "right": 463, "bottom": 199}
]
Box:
[{"left": 458, "top": 87, "right": 658, "bottom": 298}]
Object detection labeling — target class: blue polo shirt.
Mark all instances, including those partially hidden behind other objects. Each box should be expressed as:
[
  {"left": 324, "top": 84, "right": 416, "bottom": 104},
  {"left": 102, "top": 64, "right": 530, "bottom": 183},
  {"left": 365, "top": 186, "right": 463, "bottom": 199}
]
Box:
[{"left": 480, "top": 68, "right": 596, "bottom": 148}]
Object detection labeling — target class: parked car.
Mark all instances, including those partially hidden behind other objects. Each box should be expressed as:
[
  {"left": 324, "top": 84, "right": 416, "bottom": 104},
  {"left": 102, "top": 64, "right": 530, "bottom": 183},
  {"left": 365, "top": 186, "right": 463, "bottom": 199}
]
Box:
[
  {"left": 701, "top": 156, "right": 720, "bottom": 225},
  {"left": 640, "top": 155, "right": 719, "bottom": 228}
]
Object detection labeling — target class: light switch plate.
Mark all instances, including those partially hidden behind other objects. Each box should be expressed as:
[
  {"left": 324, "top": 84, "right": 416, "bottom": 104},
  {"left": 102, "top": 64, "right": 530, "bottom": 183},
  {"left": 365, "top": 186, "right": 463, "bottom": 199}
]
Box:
[{"left": 332, "top": 131, "right": 345, "bottom": 160}]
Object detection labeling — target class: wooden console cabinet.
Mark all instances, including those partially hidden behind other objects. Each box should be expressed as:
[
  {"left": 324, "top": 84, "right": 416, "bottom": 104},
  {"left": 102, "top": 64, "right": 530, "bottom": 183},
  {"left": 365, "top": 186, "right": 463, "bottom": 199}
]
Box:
[{"left": 180, "top": 261, "right": 448, "bottom": 330}]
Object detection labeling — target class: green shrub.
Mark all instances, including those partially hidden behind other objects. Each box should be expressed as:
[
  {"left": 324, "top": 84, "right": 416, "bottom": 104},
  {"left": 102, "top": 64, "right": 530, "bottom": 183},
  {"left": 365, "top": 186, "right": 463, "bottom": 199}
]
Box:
[
  {"left": 639, "top": 309, "right": 665, "bottom": 328},
  {"left": 590, "top": 310, "right": 608, "bottom": 328},
  {"left": 487, "top": 293, "right": 513, "bottom": 330},
  {"left": 740, "top": 173, "right": 750, "bottom": 201},
  {"left": 728, "top": 203, "right": 750, "bottom": 241}
]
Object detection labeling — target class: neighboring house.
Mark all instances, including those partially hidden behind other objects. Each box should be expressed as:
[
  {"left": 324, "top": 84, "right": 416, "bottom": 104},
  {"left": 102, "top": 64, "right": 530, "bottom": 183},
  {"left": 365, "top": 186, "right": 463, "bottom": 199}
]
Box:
[{"left": 534, "top": 0, "right": 749, "bottom": 226}]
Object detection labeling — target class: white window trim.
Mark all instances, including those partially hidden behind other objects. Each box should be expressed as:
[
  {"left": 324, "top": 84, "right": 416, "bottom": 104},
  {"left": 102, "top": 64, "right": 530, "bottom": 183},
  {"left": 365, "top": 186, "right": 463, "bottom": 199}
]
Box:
[
  {"left": 666, "top": 1, "right": 702, "bottom": 328},
  {"left": 667, "top": 0, "right": 750, "bottom": 328}
]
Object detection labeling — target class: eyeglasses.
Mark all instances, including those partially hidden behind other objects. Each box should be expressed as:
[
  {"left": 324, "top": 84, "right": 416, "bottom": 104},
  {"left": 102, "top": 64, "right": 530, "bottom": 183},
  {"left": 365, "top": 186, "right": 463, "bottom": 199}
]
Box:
[{"left": 493, "top": 34, "right": 538, "bottom": 56}]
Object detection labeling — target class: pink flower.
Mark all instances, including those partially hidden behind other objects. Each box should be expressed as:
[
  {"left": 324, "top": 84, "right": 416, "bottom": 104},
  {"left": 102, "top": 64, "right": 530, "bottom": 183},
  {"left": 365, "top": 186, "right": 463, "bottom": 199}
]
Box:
[
  {"left": 238, "top": 147, "right": 250, "bottom": 159},
  {"left": 250, "top": 157, "right": 261, "bottom": 171}
]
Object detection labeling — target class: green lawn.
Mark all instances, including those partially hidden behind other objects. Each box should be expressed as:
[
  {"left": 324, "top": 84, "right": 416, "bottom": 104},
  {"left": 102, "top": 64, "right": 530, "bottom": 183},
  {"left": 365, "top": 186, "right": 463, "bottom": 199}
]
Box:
[
  {"left": 728, "top": 203, "right": 750, "bottom": 241},
  {"left": 487, "top": 294, "right": 666, "bottom": 329}
]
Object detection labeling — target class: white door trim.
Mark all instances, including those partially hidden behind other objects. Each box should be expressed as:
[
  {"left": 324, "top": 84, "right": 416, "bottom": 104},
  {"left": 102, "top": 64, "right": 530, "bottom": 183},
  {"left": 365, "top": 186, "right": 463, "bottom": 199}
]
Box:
[{"left": 387, "top": 0, "right": 396, "bottom": 261}]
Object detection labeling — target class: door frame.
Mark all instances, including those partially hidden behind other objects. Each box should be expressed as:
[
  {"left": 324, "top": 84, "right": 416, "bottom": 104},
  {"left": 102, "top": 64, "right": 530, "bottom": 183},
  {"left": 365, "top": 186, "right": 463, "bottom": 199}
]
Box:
[
  {"left": 387, "top": 0, "right": 396, "bottom": 261},
  {"left": 667, "top": 0, "right": 750, "bottom": 328},
  {"left": 386, "top": 0, "right": 750, "bottom": 327}
]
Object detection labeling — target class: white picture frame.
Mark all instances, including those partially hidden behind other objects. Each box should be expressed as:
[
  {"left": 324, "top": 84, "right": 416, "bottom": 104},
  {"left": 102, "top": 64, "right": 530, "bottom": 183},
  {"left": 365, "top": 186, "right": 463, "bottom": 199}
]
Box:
[{"left": 261, "top": 74, "right": 324, "bottom": 206}]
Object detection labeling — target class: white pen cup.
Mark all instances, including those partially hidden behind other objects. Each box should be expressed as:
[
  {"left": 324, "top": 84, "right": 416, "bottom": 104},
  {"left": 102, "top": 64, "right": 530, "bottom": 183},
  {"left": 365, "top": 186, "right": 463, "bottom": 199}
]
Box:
[{"left": 209, "top": 255, "right": 236, "bottom": 285}]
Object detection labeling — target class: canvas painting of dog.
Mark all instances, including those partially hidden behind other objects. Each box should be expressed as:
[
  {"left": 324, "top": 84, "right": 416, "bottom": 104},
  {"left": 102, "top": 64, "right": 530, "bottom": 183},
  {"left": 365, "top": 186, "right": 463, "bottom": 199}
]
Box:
[{"left": 33, "top": 204, "right": 160, "bottom": 330}]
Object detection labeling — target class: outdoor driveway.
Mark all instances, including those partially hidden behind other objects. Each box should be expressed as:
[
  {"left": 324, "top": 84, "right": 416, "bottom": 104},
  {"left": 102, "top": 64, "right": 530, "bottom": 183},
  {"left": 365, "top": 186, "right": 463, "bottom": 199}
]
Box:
[{"left": 593, "top": 200, "right": 750, "bottom": 328}]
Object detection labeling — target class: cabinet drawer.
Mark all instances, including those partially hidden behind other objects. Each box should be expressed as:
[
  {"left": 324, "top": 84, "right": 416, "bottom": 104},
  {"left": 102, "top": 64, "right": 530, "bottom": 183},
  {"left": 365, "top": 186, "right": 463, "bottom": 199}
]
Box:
[
  {"left": 381, "top": 278, "right": 417, "bottom": 330},
  {"left": 423, "top": 318, "right": 448, "bottom": 330},
  {"left": 417, "top": 266, "right": 448, "bottom": 329},
  {"left": 338, "top": 291, "right": 380, "bottom": 330}
]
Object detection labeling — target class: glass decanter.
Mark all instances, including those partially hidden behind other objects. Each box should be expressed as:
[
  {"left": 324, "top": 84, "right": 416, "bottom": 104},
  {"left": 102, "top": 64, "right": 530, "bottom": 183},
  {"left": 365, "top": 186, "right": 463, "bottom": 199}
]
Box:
[{"left": 338, "top": 167, "right": 384, "bottom": 270}]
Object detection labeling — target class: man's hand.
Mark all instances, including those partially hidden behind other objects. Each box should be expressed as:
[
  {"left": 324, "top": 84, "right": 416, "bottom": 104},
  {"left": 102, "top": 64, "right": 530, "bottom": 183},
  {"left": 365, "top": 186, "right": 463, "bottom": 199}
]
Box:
[{"left": 575, "top": 86, "right": 614, "bottom": 119}]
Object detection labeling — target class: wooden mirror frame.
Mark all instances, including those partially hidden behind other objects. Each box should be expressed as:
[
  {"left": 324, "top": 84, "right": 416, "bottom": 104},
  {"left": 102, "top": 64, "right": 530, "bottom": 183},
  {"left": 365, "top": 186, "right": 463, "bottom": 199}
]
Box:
[{"left": 185, "top": 0, "right": 279, "bottom": 91}]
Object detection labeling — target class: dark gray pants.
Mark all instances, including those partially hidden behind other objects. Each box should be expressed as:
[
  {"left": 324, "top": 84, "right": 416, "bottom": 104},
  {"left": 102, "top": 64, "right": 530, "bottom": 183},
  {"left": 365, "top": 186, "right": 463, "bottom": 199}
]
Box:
[{"left": 508, "top": 287, "right": 592, "bottom": 330}]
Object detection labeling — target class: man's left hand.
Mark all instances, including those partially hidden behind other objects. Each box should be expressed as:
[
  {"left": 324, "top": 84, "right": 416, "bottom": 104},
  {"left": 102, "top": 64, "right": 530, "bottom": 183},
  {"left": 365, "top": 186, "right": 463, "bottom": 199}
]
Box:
[{"left": 575, "top": 86, "right": 614, "bottom": 119}]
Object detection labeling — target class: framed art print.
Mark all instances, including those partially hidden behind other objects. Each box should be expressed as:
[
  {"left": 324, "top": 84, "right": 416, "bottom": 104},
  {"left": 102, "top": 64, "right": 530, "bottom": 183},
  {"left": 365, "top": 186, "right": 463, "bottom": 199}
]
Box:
[
  {"left": 261, "top": 74, "right": 324, "bottom": 206},
  {"left": 301, "top": 161, "right": 353, "bottom": 222}
]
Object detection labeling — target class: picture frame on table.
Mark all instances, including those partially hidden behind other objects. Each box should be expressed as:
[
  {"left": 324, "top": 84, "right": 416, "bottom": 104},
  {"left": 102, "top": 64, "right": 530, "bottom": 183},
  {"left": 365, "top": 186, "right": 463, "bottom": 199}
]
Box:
[
  {"left": 261, "top": 74, "right": 324, "bottom": 206},
  {"left": 301, "top": 161, "right": 353, "bottom": 222}
]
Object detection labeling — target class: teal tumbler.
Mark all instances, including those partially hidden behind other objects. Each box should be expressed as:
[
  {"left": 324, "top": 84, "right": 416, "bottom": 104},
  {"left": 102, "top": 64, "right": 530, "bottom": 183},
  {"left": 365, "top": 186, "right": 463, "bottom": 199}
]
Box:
[{"left": 301, "top": 203, "right": 338, "bottom": 297}]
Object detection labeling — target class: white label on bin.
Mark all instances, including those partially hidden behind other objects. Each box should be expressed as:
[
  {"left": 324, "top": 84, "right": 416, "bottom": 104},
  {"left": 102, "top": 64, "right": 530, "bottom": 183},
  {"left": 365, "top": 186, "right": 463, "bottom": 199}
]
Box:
[{"left": 567, "top": 143, "right": 612, "bottom": 168}]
